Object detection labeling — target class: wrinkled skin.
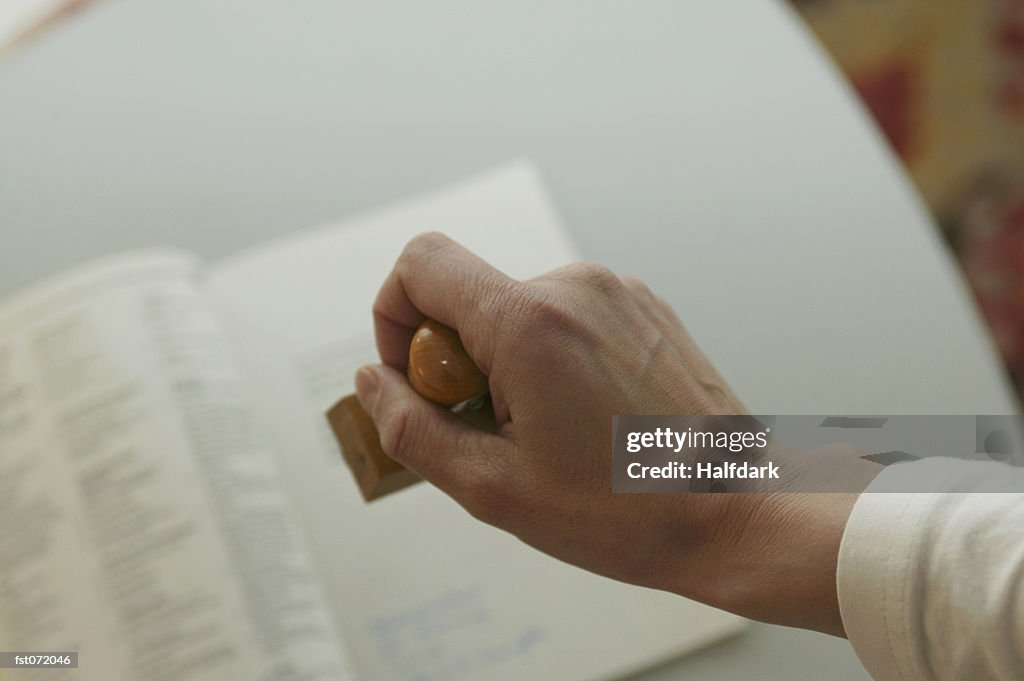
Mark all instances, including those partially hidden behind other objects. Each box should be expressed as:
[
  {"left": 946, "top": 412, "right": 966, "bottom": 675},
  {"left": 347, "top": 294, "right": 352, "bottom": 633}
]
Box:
[{"left": 355, "top": 232, "right": 880, "bottom": 637}]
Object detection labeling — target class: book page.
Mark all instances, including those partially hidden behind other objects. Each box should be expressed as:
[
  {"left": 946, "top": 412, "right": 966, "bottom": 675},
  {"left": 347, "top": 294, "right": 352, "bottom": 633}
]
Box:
[
  {"left": 0, "top": 252, "right": 351, "bottom": 681},
  {"left": 205, "top": 163, "right": 746, "bottom": 681}
]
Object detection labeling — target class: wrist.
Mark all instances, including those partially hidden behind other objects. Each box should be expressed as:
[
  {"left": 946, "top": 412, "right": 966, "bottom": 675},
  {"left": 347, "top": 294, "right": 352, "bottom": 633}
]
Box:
[{"left": 669, "top": 444, "right": 882, "bottom": 636}]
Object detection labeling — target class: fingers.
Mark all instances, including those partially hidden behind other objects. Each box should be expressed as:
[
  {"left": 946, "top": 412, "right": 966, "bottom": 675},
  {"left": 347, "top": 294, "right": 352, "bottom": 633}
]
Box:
[
  {"left": 540, "top": 261, "right": 629, "bottom": 297},
  {"left": 372, "top": 232, "right": 520, "bottom": 373},
  {"left": 355, "top": 363, "right": 516, "bottom": 507}
]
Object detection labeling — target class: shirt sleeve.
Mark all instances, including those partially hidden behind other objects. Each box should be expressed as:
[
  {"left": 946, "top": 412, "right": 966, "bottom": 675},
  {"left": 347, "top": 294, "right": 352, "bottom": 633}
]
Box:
[{"left": 837, "top": 458, "right": 1024, "bottom": 681}]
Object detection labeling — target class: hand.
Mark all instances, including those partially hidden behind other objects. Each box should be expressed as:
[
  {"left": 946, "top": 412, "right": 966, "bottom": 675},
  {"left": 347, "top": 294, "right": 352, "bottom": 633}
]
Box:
[{"left": 355, "top": 232, "right": 881, "bottom": 636}]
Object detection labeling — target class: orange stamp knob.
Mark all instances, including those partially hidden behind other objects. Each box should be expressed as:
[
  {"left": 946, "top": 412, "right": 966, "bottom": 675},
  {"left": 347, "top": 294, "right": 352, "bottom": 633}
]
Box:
[{"left": 407, "top": 320, "right": 488, "bottom": 407}]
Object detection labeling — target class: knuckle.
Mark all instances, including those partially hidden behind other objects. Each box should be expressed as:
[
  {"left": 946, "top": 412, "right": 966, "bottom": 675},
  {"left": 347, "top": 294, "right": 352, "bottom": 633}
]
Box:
[
  {"left": 487, "top": 284, "right": 573, "bottom": 349},
  {"left": 567, "top": 262, "right": 624, "bottom": 296},
  {"left": 376, "top": 400, "right": 418, "bottom": 460},
  {"left": 656, "top": 294, "right": 678, "bottom": 318},
  {"left": 401, "top": 231, "right": 453, "bottom": 264},
  {"left": 620, "top": 276, "right": 657, "bottom": 304},
  {"left": 619, "top": 275, "right": 647, "bottom": 293},
  {"left": 370, "top": 293, "right": 390, "bottom": 320}
]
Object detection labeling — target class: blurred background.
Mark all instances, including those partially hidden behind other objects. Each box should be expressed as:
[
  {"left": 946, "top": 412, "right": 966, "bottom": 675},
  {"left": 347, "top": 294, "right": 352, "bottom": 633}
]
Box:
[
  {"left": 2, "top": 2, "right": 1021, "bottom": 680},
  {"left": 8, "top": 1, "right": 1024, "bottom": 401},
  {"left": 792, "top": 0, "right": 1024, "bottom": 394}
]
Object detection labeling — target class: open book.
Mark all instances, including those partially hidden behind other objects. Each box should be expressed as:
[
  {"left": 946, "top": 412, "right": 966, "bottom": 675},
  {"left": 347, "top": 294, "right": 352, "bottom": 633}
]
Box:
[{"left": 0, "top": 163, "right": 745, "bottom": 681}]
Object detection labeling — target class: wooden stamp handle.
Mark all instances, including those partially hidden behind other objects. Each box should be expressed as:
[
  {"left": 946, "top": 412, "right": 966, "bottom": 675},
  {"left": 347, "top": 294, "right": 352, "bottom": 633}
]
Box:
[
  {"left": 406, "top": 320, "right": 489, "bottom": 407},
  {"left": 326, "top": 320, "right": 491, "bottom": 501}
]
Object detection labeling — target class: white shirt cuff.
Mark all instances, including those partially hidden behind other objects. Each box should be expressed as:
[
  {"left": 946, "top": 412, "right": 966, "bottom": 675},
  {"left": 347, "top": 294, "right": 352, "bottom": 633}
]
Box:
[{"left": 837, "top": 457, "right": 1022, "bottom": 681}]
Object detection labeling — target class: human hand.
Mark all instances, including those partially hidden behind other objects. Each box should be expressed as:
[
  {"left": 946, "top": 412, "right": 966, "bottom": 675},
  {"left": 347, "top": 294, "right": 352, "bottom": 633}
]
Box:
[{"left": 355, "top": 232, "right": 880, "bottom": 636}]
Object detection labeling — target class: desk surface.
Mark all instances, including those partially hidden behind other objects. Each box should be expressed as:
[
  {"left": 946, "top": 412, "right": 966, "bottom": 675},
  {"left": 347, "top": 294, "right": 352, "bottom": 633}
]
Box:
[{"left": 0, "top": 1, "right": 1016, "bottom": 679}]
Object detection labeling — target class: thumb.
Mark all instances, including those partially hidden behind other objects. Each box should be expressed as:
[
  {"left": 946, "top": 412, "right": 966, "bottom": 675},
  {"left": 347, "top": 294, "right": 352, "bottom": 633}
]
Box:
[{"left": 355, "top": 364, "right": 512, "bottom": 496}]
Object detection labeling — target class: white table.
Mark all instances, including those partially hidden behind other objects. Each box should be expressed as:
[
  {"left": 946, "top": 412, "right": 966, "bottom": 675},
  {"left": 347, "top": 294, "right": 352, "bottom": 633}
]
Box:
[{"left": 0, "top": 1, "right": 1016, "bottom": 679}]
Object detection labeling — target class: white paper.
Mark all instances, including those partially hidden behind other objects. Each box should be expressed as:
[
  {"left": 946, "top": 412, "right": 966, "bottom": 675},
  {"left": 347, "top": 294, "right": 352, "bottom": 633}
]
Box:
[
  {"left": 0, "top": 252, "right": 351, "bottom": 681},
  {"left": 205, "top": 162, "right": 746, "bottom": 681}
]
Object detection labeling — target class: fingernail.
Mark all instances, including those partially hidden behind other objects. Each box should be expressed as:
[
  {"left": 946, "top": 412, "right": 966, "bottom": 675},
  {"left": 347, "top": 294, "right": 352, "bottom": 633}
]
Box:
[{"left": 355, "top": 366, "right": 380, "bottom": 412}]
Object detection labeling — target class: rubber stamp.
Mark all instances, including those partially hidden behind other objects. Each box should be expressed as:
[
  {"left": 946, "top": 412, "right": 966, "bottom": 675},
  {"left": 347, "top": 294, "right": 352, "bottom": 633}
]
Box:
[{"left": 326, "top": 320, "right": 492, "bottom": 502}]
